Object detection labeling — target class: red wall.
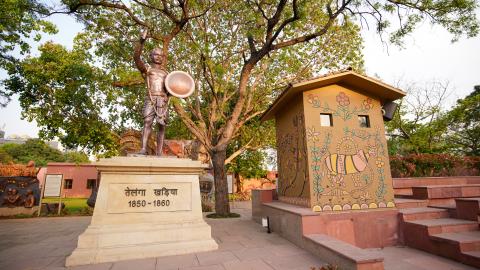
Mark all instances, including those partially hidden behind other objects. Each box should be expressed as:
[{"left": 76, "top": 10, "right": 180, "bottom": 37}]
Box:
[{"left": 46, "top": 163, "right": 98, "bottom": 198}]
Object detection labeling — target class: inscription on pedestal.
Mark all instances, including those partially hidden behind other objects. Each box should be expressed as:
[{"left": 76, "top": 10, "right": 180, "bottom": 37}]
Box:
[{"left": 107, "top": 183, "right": 192, "bottom": 213}]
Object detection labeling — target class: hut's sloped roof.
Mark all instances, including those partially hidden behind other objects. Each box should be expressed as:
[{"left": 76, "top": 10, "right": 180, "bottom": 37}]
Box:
[{"left": 261, "top": 70, "right": 406, "bottom": 121}]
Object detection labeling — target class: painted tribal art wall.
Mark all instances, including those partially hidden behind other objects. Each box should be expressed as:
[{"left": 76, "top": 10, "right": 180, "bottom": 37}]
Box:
[
  {"left": 303, "top": 85, "right": 395, "bottom": 211},
  {"left": 275, "top": 96, "right": 311, "bottom": 207}
]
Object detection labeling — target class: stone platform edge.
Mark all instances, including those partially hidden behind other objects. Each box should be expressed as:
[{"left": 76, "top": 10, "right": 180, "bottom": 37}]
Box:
[
  {"left": 262, "top": 201, "right": 397, "bottom": 217},
  {"left": 303, "top": 234, "right": 384, "bottom": 270},
  {"left": 66, "top": 238, "right": 218, "bottom": 266},
  {"left": 252, "top": 189, "right": 399, "bottom": 270},
  {"left": 94, "top": 156, "right": 209, "bottom": 173}
]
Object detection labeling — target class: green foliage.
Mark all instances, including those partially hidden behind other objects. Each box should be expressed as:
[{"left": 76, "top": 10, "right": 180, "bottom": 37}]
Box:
[
  {"left": 0, "top": 148, "right": 14, "bottom": 164},
  {"left": 165, "top": 113, "right": 194, "bottom": 140},
  {"left": 228, "top": 192, "right": 252, "bottom": 201},
  {"left": 3, "top": 41, "right": 120, "bottom": 155},
  {"left": 4, "top": 0, "right": 475, "bottom": 157},
  {"left": 0, "top": 139, "right": 65, "bottom": 166},
  {"left": 42, "top": 198, "right": 91, "bottom": 215},
  {"left": 0, "top": 0, "right": 57, "bottom": 106},
  {"left": 3, "top": 1, "right": 367, "bottom": 158},
  {"left": 0, "top": 0, "right": 57, "bottom": 64},
  {"left": 0, "top": 139, "right": 90, "bottom": 166},
  {"left": 387, "top": 85, "right": 480, "bottom": 177},
  {"left": 386, "top": 84, "right": 480, "bottom": 157},
  {"left": 228, "top": 149, "right": 267, "bottom": 179},
  {"left": 64, "top": 151, "right": 90, "bottom": 164},
  {"left": 363, "top": 0, "right": 479, "bottom": 45},
  {"left": 201, "top": 201, "right": 213, "bottom": 212},
  {"left": 444, "top": 86, "right": 480, "bottom": 156},
  {"left": 385, "top": 81, "right": 451, "bottom": 155}
]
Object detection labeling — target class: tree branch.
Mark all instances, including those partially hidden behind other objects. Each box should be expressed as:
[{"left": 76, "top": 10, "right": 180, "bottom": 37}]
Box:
[
  {"left": 172, "top": 101, "right": 211, "bottom": 151},
  {"left": 224, "top": 137, "right": 254, "bottom": 164},
  {"left": 68, "top": 0, "right": 149, "bottom": 27}
]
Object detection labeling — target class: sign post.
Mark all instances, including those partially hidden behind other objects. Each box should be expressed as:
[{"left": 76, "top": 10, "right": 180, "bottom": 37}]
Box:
[
  {"left": 227, "top": 174, "right": 234, "bottom": 209},
  {"left": 41, "top": 174, "right": 64, "bottom": 216}
]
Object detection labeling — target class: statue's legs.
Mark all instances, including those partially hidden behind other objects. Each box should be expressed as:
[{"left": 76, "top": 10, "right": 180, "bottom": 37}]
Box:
[
  {"left": 156, "top": 124, "right": 166, "bottom": 156},
  {"left": 139, "top": 115, "right": 154, "bottom": 155}
]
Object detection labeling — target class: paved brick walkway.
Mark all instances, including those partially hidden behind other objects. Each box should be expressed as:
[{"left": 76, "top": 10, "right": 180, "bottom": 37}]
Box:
[{"left": 0, "top": 202, "right": 476, "bottom": 270}]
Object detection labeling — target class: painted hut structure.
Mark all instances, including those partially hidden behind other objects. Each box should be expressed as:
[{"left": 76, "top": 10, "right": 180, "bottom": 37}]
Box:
[{"left": 261, "top": 70, "right": 406, "bottom": 211}]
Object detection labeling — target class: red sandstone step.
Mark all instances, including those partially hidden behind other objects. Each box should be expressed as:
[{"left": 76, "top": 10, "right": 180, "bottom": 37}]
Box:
[
  {"left": 457, "top": 197, "right": 480, "bottom": 203},
  {"left": 428, "top": 232, "right": 480, "bottom": 268},
  {"left": 394, "top": 188, "right": 413, "bottom": 196},
  {"left": 412, "top": 184, "right": 480, "bottom": 200},
  {"left": 394, "top": 198, "right": 428, "bottom": 209},
  {"left": 393, "top": 177, "right": 480, "bottom": 188},
  {"left": 456, "top": 198, "right": 480, "bottom": 221},
  {"left": 406, "top": 218, "right": 478, "bottom": 234},
  {"left": 399, "top": 207, "right": 449, "bottom": 221},
  {"left": 462, "top": 251, "right": 480, "bottom": 267},
  {"left": 431, "top": 231, "right": 480, "bottom": 252},
  {"left": 428, "top": 202, "right": 456, "bottom": 209},
  {"left": 429, "top": 203, "right": 458, "bottom": 218},
  {"left": 303, "top": 234, "right": 384, "bottom": 270}
]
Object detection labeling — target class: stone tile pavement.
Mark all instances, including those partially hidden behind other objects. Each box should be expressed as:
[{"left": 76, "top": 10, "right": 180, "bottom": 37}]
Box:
[{"left": 0, "top": 201, "right": 476, "bottom": 270}]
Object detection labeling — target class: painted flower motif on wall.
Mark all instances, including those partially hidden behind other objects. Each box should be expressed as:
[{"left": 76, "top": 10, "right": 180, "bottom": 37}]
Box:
[
  {"left": 306, "top": 127, "right": 320, "bottom": 142},
  {"left": 359, "top": 191, "right": 371, "bottom": 202},
  {"left": 375, "top": 157, "right": 385, "bottom": 168},
  {"left": 362, "top": 98, "right": 373, "bottom": 110},
  {"left": 307, "top": 94, "right": 321, "bottom": 107},
  {"left": 336, "top": 92, "right": 350, "bottom": 107}
]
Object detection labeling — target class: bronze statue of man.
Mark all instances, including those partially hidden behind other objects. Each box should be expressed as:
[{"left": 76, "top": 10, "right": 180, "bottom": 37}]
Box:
[{"left": 134, "top": 31, "right": 169, "bottom": 155}]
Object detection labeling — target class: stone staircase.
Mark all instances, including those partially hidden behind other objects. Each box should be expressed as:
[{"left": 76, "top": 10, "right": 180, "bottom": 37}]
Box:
[
  {"left": 395, "top": 177, "right": 480, "bottom": 268},
  {"left": 393, "top": 176, "right": 480, "bottom": 197}
]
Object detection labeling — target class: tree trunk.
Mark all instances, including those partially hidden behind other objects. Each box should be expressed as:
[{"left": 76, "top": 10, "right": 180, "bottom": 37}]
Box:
[
  {"left": 234, "top": 172, "right": 242, "bottom": 194},
  {"left": 211, "top": 148, "right": 230, "bottom": 215}
]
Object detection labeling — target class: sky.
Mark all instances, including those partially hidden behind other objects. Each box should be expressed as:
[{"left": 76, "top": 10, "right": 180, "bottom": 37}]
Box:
[{"left": 1, "top": 11, "right": 479, "bottom": 139}]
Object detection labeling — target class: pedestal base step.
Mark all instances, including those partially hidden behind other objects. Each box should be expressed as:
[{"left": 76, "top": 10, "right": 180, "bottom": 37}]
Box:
[
  {"left": 66, "top": 221, "right": 218, "bottom": 266},
  {"left": 303, "top": 234, "right": 384, "bottom": 270},
  {"left": 77, "top": 222, "right": 212, "bottom": 248},
  {"left": 66, "top": 238, "right": 218, "bottom": 266}
]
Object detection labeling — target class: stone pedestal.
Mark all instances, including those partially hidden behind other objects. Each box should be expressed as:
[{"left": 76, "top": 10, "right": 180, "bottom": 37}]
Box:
[
  {"left": 0, "top": 206, "right": 39, "bottom": 216},
  {"left": 66, "top": 157, "right": 218, "bottom": 266}
]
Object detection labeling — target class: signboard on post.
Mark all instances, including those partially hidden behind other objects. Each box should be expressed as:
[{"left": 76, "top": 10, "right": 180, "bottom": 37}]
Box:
[
  {"left": 44, "top": 174, "right": 63, "bottom": 197},
  {"left": 39, "top": 174, "right": 64, "bottom": 216}
]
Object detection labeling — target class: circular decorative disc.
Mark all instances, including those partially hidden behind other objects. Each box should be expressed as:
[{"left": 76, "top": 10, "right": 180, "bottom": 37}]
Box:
[{"left": 165, "top": 71, "right": 195, "bottom": 98}]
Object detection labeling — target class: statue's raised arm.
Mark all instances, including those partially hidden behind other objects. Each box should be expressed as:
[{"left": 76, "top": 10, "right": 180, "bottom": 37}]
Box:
[{"left": 133, "top": 30, "right": 148, "bottom": 74}]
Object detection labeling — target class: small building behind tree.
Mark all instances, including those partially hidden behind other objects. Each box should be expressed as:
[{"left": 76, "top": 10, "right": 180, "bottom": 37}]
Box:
[{"left": 44, "top": 163, "right": 98, "bottom": 198}]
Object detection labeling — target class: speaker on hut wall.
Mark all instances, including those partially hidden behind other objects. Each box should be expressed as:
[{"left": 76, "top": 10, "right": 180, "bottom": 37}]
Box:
[{"left": 382, "top": 101, "right": 398, "bottom": 121}]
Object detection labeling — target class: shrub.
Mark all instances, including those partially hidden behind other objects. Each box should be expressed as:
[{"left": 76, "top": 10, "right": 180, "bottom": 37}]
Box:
[
  {"left": 206, "top": 212, "right": 241, "bottom": 218},
  {"left": 228, "top": 191, "right": 251, "bottom": 201},
  {"left": 201, "top": 201, "right": 213, "bottom": 212},
  {"left": 390, "top": 154, "right": 480, "bottom": 177}
]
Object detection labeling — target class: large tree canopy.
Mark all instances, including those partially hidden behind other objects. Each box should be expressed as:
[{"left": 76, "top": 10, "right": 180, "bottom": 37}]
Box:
[
  {"left": 0, "top": 0, "right": 57, "bottom": 106},
  {"left": 386, "top": 83, "right": 480, "bottom": 157},
  {"left": 385, "top": 80, "right": 452, "bottom": 155},
  {"left": 4, "top": 40, "right": 119, "bottom": 155},
  {"left": 3, "top": 0, "right": 479, "bottom": 214}
]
